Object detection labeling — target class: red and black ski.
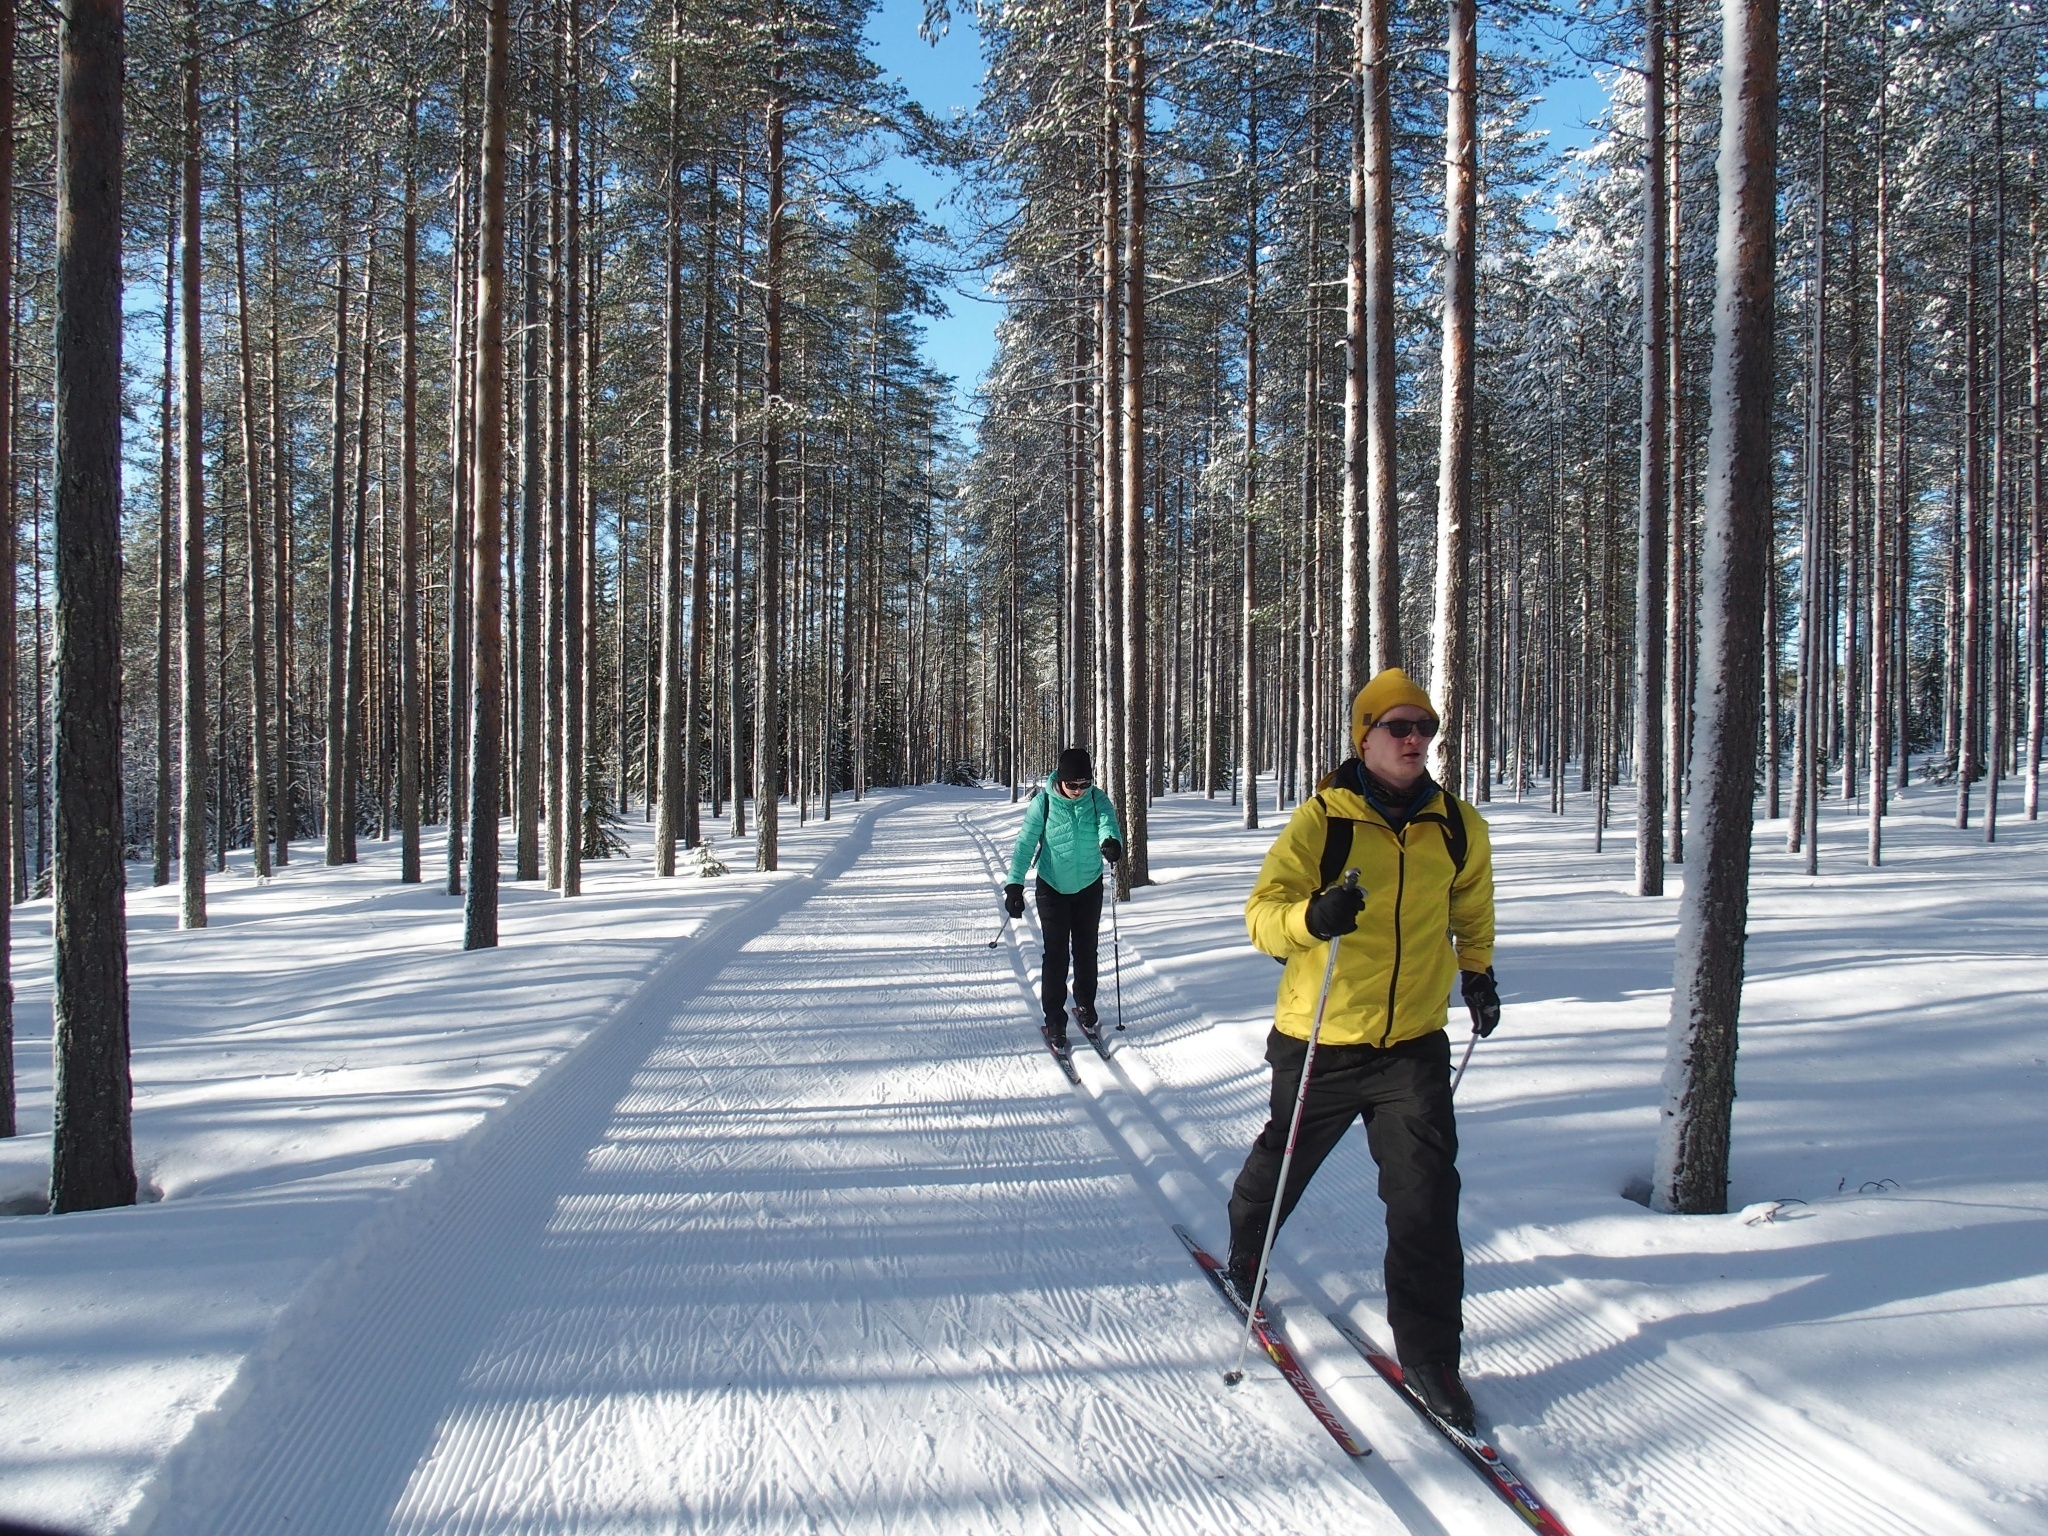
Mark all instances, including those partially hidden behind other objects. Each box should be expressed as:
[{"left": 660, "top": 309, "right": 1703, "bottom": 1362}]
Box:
[
  {"left": 1325, "top": 1311, "right": 1573, "bottom": 1534},
  {"left": 1173, "top": 1226, "right": 1371, "bottom": 1459}
]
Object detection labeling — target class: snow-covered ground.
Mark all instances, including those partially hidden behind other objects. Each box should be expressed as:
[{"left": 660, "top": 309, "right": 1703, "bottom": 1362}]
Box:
[{"left": 0, "top": 776, "right": 2042, "bottom": 1534}]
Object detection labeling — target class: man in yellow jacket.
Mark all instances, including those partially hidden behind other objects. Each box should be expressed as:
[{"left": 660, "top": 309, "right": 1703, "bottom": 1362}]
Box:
[{"left": 1226, "top": 667, "right": 1500, "bottom": 1432}]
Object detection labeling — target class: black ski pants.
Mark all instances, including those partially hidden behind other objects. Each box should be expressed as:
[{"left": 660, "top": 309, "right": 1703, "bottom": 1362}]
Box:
[
  {"left": 1034, "top": 877, "right": 1103, "bottom": 1028},
  {"left": 1226, "top": 1026, "right": 1463, "bottom": 1367}
]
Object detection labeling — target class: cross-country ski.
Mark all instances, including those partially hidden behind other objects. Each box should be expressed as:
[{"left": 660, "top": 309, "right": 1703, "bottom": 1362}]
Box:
[
  {"left": 1175, "top": 1226, "right": 1372, "bottom": 1459},
  {"left": 1326, "top": 1311, "right": 1572, "bottom": 1535}
]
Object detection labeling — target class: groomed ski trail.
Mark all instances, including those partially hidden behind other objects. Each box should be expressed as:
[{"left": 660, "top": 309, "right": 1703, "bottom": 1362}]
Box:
[
  {"left": 137, "top": 793, "right": 1400, "bottom": 1536},
  {"left": 963, "top": 796, "right": 2005, "bottom": 1536}
]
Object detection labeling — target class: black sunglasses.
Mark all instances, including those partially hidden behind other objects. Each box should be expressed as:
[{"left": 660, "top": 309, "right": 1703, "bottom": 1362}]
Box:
[
  {"left": 1060, "top": 777, "right": 1093, "bottom": 790},
  {"left": 1375, "top": 718, "right": 1438, "bottom": 740}
]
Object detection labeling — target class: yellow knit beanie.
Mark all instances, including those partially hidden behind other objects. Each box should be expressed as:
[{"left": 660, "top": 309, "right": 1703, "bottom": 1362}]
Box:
[{"left": 1349, "top": 667, "right": 1439, "bottom": 748}]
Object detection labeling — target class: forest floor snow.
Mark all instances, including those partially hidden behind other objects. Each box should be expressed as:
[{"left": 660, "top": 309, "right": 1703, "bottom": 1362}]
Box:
[{"left": 0, "top": 777, "right": 2042, "bottom": 1535}]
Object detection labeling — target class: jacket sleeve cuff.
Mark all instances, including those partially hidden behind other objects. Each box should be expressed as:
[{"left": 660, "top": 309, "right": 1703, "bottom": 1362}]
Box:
[
  {"left": 1286, "top": 900, "right": 1321, "bottom": 951},
  {"left": 1454, "top": 941, "right": 1493, "bottom": 972}
]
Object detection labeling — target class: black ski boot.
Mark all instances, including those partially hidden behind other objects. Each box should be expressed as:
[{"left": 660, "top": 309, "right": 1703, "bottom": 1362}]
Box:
[
  {"left": 1403, "top": 1359, "right": 1477, "bottom": 1434},
  {"left": 1224, "top": 1247, "right": 1259, "bottom": 1306},
  {"left": 1044, "top": 1019, "right": 1070, "bottom": 1054},
  {"left": 1075, "top": 1004, "right": 1100, "bottom": 1039}
]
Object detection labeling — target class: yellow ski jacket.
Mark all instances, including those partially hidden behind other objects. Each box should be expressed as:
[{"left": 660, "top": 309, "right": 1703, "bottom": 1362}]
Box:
[{"left": 1245, "top": 768, "right": 1495, "bottom": 1048}]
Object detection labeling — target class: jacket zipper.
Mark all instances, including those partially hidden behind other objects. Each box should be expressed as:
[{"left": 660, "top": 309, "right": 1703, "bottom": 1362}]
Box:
[{"left": 1381, "top": 827, "right": 1407, "bottom": 1047}]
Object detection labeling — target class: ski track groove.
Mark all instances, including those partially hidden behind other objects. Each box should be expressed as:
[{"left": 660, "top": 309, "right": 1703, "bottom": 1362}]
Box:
[
  {"left": 958, "top": 802, "right": 1999, "bottom": 1536},
  {"left": 138, "top": 795, "right": 1389, "bottom": 1536}
]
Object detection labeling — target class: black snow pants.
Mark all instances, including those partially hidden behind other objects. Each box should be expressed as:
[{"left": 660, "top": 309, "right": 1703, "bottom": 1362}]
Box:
[
  {"left": 1034, "top": 877, "right": 1103, "bottom": 1029},
  {"left": 1226, "top": 1026, "right": 1463, "bottom": 1367}
]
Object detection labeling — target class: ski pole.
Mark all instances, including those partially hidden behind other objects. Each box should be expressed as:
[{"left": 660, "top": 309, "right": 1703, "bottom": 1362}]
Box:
[
  {"left": 1450, "top": 1027, "right": 1480, "bottom": 1095},
  {"left": 1109, "top": 855, "right": 1125, "bottom": 1031},
  {"left": 1226, "top": 868, "right": 1361, "bottom": 1387}
]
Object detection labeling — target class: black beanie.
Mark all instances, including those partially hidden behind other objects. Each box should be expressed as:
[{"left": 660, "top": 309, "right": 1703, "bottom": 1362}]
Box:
[{"left": 1056, "top": 746, "right": 1093, "bottom": 784}]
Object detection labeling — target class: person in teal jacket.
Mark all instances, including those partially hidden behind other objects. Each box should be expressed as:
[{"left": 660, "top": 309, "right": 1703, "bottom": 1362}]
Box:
[{"left": 1005, "top": 746, "right": 1124, "bottom": 1049}]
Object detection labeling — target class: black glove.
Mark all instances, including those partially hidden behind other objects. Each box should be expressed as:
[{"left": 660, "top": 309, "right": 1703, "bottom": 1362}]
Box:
[
  {"left": 1461, "top": 967, "right": 1501, "bottom": 1038},
  {"left": 1004, "top": 884, "right": 1026, "bottom": 919},
  {"left": 1304, "top": 882, "right": 1366, "bottom": 941},
  {"left": 1100, "top": 838, "right": 1123, "bottom": 866}
]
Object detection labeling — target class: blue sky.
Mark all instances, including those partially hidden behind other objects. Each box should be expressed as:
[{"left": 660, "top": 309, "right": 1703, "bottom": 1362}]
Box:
[
  {"left": 859, "top": 4, "right": 1612, "bottom": 420},
  {"left": 862, "top": 0, "right": 998, "bottom": 415}
]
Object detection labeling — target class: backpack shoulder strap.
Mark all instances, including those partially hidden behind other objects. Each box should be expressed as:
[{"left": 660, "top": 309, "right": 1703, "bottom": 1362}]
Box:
[
  {"left": 1314, "top": 794, "right": 1356, "bottom": 894},
  {"left": 1439, "top": 793, "right": 1469, "bottom": 877}
]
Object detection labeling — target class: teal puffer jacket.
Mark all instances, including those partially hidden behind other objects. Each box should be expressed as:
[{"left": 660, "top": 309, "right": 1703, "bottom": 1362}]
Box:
[{"left": 1006, "top": 774, "right": 1124, "bottom": 894}]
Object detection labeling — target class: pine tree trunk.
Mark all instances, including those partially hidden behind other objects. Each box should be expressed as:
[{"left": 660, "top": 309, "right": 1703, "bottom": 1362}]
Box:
[
  {"left": 728, "top": 233, "right": 747, "bottom": 841},
  {"left": 1430, "top": 0, "right": 1477, "bottom": 800},
  {"left": 1339, "top": 13, "right": 1367, "bottom": 707},
  {"left": 2023, "top": 162, "right": 2039, "bottom": 823},
  {"left": 544, "top": 68, "right": 567, "bottom": 889},
  {"left": 464, "top": 0, "right": 510, "bottom": 950},
  {"left": 1666, "top": 0, "right": 1688, "bottom": 862},
  {"left": 1300, "top": 22, "right": 1326, "bottom": 792},
  {"left": 1985, "top": 92, "right": 2006, "bottom": 845},
  {"left": 269, "top": 220, "right": 292, "bottom": 869},
  {"left": 685, "top": 161, "right": 718, "bottom": 849},
  {"left": 399, "top": 105, "right": 422, "bottom": 883},
  {"left": 592, "top": 168, "right": 616, "bottom": 818},
  {"left": 213, "top": 431, "right": 230, "bottom": 875},
  {"left": 231, "top": 88, "right": 272, "bottom": 884},
  {"left": 178, "top": 23, "right": 207, "bottom": 929},
  {"left": 1867, "top": 31, "right": 1890, "bottom": 863},
  {"left": 1636, "top": 0, "right": 1668, "bottom": 895},
  {"left": 1098, "top": 3, "right": 1123, "bottom": 828},
  {"left": 1958, "top": 195, "right": 1981, "bottom": 827},
  {"left": 49, "top": 0, "right": 134, "bottom": 1213},
  {"left": 1363, "top": 0, "right": 1400, "bottom": 672},
  {"left": 756, "top": 46, "right": 785, "bottom": 871},
  {"left": 444, "top": 87, "right": 471, "bottom": 896},
  {"left": 1653, "top": 0, "right": 1777, "bottom": 1217},
  {"left": 1795, "top": 37, "right": 1827, "bottom": 874},
  {"left": 0, "top": 0, "right": 13, "bottom": 1137},
  {"left": 1070, "top": 256, "right": 1090, "bottom": 746},
  {"left": 1120, "top": 0, "right": 1149, "bottom": 887},
  {"left": 1843, "top": 210, "right": 1862, "bottom": 812},
  {"left": 516, "top": 151, "right": 544, "bottom": 882},
  {"left": 156, "top": 190, "right": 176, "bottom": 889},
  {"left": 324, "top": 239, "right": 351, "bottom": 866},
  {"left": 1242, "top": 93, "right": 1260, "bottom": 833},
  {"left": 342, "top": 232, "right": 376, "bottom": 866},
  {"left": 1893, "top": 322, "right": 1910, "bottom": 793},
  {"left": 655, "top": 15, "right": 685, "bottom": 873},
  {"left": 1765, "top": 495, "right": 1780, "bottom": 818},
  {"left": 560, "top": 0, "right": 585, "bottom": 896}
]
